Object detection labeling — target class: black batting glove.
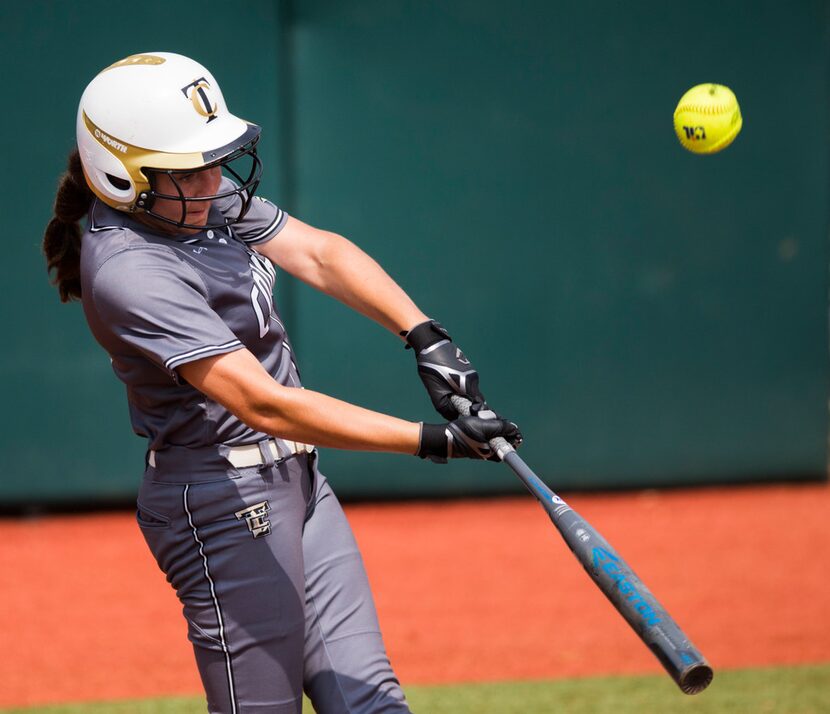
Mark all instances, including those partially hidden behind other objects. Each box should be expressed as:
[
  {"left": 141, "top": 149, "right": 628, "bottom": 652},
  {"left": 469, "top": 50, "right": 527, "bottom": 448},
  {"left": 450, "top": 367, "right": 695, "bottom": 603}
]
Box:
[
  {"left": 403, "top": 319, "right": 486, "bottom": 419},
  {"left": 417, "top": 414, "right": 523, "bottom": 463}
]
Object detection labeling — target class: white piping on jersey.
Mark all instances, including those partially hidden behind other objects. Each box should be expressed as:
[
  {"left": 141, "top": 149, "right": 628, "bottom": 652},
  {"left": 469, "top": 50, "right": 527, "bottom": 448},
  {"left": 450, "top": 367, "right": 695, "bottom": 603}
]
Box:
[
  {"left": 88, "top": 222, "right": 120, "bottom": 233},
  {"left": 87, "top": 199, "right": 121, "bottom": 233},
  {"left": 183, "top": 485, "right": 237, "bottom": 714},
  {"left": 268, "top": 313, "right": 295, "bottom": 363},
  {"left": 164, "top": 339, "right": 243, "bottom": 371},
  {"left": 241, "top": 207, "right": 284, "bottom": 244},
  {"left": 282, "top": 343, "right": 300, "bottom": 386}
]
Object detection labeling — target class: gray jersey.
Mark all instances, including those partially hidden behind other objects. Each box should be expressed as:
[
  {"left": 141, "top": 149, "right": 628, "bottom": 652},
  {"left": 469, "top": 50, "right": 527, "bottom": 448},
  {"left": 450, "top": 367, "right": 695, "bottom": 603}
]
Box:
[{"left": 80, "top": 177, "right": 298, "bottom": 450}]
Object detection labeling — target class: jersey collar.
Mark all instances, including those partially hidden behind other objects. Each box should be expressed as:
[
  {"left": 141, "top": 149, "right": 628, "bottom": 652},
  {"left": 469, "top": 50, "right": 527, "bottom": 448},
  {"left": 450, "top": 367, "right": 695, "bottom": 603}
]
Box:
[{"left": 89, "top": 199, "right": 227, "bottom": 243}]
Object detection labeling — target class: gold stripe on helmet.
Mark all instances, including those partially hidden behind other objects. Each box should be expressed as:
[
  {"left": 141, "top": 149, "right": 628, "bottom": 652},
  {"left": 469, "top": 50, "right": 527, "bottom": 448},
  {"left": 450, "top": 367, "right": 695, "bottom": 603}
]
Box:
[
  {"left": 82, "top": 112, "right": 205, "bottom": 210},
  {"left": 103, "top": 54, "right": 167, "bottom": 72}
]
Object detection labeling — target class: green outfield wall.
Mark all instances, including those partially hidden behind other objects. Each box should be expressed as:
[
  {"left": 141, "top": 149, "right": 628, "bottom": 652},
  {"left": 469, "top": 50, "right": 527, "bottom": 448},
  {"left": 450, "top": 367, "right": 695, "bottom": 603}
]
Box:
[{"left": 2, "top": 0, "right": 828, "bottom": 505}]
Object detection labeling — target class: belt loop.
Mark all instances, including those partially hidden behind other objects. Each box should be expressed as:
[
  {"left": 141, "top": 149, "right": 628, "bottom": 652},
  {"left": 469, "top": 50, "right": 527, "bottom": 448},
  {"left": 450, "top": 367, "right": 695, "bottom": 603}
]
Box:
[
  {"left": 274, "top": 439, "right": 293, "bottom": 460},
  {"left": 257, "top": 440, "right": 275, "bottom": 468},
  {"left": 257, "top": 439, "right": 281, "bottom": 482}
]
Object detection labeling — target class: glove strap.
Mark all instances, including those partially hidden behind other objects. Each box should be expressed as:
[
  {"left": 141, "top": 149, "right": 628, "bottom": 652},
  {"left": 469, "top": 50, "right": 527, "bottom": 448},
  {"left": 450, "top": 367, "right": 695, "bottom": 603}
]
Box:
[
  {"left": 402, "top": 320, "right": 451, "bottom": 352},
  {"left": 416, "top": 422, "right": 449, "bottom": 460}
]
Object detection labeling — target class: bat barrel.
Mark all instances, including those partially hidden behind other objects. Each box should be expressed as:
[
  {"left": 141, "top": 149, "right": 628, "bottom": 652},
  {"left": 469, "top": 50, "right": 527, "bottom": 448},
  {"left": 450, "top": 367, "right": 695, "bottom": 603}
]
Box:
[
  {"left": 450, "top": 396, "right": 713, "bottom": 696},
  {"left": 678, "top": 663, "right": 714, "bottom": 695},
  {"left": 502, "top": 450, "right": 714, "bottom": 696}
]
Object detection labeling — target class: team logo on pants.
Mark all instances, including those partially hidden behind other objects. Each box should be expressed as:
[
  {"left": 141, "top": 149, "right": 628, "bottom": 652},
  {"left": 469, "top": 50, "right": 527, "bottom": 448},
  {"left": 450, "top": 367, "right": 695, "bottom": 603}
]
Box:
[{"left": 235, "top": 501, "right": 271, "bottom": 539}]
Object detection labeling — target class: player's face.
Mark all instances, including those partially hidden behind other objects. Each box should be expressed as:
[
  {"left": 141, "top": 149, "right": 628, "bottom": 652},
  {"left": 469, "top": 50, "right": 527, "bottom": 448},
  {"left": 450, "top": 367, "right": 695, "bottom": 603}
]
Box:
[{"left": 145, "top": 166, "right": 223, "bottom": 235}]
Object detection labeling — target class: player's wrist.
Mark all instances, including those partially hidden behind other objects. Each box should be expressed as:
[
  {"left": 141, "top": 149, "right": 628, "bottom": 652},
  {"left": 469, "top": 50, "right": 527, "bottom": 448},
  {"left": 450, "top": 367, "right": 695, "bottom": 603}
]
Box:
[
  {"left": 401, "top": 319, "right": 451, "bottom": 352},
  {"left": 416, "top": 422, "right": 449, "bottom": 461}
]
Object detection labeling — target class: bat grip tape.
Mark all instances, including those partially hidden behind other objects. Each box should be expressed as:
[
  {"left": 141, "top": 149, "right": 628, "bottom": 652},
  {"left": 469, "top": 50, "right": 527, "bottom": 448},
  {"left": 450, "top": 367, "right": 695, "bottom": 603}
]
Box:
[{"left": 450, "top": 395, "right": 516, "bottom": 461}]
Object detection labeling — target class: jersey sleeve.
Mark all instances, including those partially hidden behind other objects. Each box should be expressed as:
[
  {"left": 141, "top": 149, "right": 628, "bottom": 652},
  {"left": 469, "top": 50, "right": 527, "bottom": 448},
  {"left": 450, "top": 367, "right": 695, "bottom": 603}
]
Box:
[
  {"left": 214, "top": 177, "right": 288, "bottom": 246},
  {"left": 91, "top": 247, "right": 244, "bottom": 380}
]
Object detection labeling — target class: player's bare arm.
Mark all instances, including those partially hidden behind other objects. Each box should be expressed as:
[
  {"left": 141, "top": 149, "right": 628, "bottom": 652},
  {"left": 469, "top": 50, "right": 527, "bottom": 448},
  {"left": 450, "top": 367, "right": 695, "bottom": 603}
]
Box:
[
  {"left": 179, "top": 348, "right": 420, "bottom": 453},
  {"left": 178, "top": 348, "right": 520, "bottom": 462},
  {"left": 254, "top": 215, "right": 428, "bottom": 336},
  {"left": 255, "top": 216, "right": 492, "bottom": 418}
]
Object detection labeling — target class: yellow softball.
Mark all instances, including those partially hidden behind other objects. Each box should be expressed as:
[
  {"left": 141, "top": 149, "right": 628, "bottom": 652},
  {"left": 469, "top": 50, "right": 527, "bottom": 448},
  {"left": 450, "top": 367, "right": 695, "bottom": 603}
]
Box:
[{"left": 673, "top": 83, "right": 742, "bottom": 154}]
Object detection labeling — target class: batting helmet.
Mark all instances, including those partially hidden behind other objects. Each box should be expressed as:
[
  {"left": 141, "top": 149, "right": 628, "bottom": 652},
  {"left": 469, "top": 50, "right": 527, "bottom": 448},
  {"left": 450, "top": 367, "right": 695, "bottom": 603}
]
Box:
[{"left": 76, "top": 52, "right": 262, "bottom": 229}]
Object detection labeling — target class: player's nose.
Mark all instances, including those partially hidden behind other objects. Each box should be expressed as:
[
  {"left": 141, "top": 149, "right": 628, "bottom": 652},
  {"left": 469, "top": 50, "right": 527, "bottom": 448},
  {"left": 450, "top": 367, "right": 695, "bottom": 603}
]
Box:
[
  {"left": 198, "top": 166, "right": 222, "bottom": 194},
  {"left": 186, "top": 167, "right": 222, "bottom": 199}
]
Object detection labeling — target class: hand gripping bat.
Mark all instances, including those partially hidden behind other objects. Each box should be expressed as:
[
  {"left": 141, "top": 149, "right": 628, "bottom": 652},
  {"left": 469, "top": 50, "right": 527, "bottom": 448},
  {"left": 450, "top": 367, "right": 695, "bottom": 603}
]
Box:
[{"left": 451, "top": 396, "right": 713, "bottom": 695}]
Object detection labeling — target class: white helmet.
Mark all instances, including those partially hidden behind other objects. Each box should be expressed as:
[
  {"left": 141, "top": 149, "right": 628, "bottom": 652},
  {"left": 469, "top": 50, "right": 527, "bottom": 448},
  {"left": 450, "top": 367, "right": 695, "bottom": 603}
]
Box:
[{"left": 76, "top": 52, "right": 262, "bottom": 228}]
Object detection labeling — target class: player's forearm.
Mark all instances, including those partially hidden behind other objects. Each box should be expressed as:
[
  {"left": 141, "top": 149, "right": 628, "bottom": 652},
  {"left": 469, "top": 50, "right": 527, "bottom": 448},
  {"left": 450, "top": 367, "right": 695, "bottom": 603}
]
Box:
[
  {"left": 179, "top": 348, "right": 420, "bottom": 453},
  {"left": 247, "top": 383, "right": 421, "bottom": 454},
  {"left": 309, "top": 231, "right": 427, "bottom": 335}
]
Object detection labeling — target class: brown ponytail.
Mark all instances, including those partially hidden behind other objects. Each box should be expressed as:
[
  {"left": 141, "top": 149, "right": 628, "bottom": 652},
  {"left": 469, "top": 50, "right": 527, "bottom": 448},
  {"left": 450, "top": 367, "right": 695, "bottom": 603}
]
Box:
[{"left": 42, "top": 148, "right": 93, "bottom": 302}]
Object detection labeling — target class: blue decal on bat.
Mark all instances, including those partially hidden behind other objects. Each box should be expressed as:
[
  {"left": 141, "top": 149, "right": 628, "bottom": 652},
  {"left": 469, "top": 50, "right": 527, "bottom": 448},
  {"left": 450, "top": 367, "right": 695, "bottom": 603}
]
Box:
[
  {"left": 591, "top": 547, "right": 662, "bottom": 627},
  {"left": 525, "top": 472, "right": 567, "bottom": 506}
]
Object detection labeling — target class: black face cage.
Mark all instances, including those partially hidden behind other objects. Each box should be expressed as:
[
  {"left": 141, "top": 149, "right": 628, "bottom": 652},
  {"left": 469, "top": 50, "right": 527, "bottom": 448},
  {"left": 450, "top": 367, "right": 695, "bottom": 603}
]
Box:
[{"left": 140, "top": 136, "right": 263, "bottom": 230}]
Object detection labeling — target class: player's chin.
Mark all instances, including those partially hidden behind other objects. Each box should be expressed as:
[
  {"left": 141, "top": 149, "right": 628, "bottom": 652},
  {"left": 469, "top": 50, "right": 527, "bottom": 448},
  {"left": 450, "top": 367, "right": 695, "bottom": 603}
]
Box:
[{"left": 184, "top": 207, "right": 211, "bottom": 229}]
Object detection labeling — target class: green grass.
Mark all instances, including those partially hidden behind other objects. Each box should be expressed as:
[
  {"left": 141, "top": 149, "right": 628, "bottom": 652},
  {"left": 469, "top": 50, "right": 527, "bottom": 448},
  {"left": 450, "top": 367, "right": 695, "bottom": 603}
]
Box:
[{"left": 2, "top": 663, "right": 828, "bottom": 713}]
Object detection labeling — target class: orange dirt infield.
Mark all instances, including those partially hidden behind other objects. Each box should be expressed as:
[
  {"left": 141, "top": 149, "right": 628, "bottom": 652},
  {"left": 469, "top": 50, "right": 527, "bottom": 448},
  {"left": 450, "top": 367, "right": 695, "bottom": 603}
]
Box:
[{"left": 0, "top": 482, "right": 828, "bottom": 707}]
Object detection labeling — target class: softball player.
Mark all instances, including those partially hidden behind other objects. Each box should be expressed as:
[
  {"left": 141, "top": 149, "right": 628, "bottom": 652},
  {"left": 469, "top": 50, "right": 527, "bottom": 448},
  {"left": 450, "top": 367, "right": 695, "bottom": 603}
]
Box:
[{"left": 42, "top": 52, "right": 521, "bottom": 714}]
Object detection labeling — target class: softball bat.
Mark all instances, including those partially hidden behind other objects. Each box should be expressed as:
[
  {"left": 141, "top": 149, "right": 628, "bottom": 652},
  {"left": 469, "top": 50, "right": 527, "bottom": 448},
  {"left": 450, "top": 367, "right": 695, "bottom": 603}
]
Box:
[{"left": 451, "top": 395, "right": 714, "bottom": 695}]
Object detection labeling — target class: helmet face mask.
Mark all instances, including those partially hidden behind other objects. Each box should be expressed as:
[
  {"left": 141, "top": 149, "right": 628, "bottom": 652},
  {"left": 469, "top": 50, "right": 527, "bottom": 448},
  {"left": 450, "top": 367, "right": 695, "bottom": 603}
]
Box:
[
  {"left": 76, "top": 52, "right": 263, "bottom": 230},
  {"left": 140, "top": 134, "right": 263, "bottom": 230}
]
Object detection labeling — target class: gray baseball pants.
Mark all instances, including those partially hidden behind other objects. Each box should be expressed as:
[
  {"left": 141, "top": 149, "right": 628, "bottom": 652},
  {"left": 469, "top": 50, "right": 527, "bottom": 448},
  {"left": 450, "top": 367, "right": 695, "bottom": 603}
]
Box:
[{"left": 136, "top": 444, "right": 411, "bottom": 713}]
